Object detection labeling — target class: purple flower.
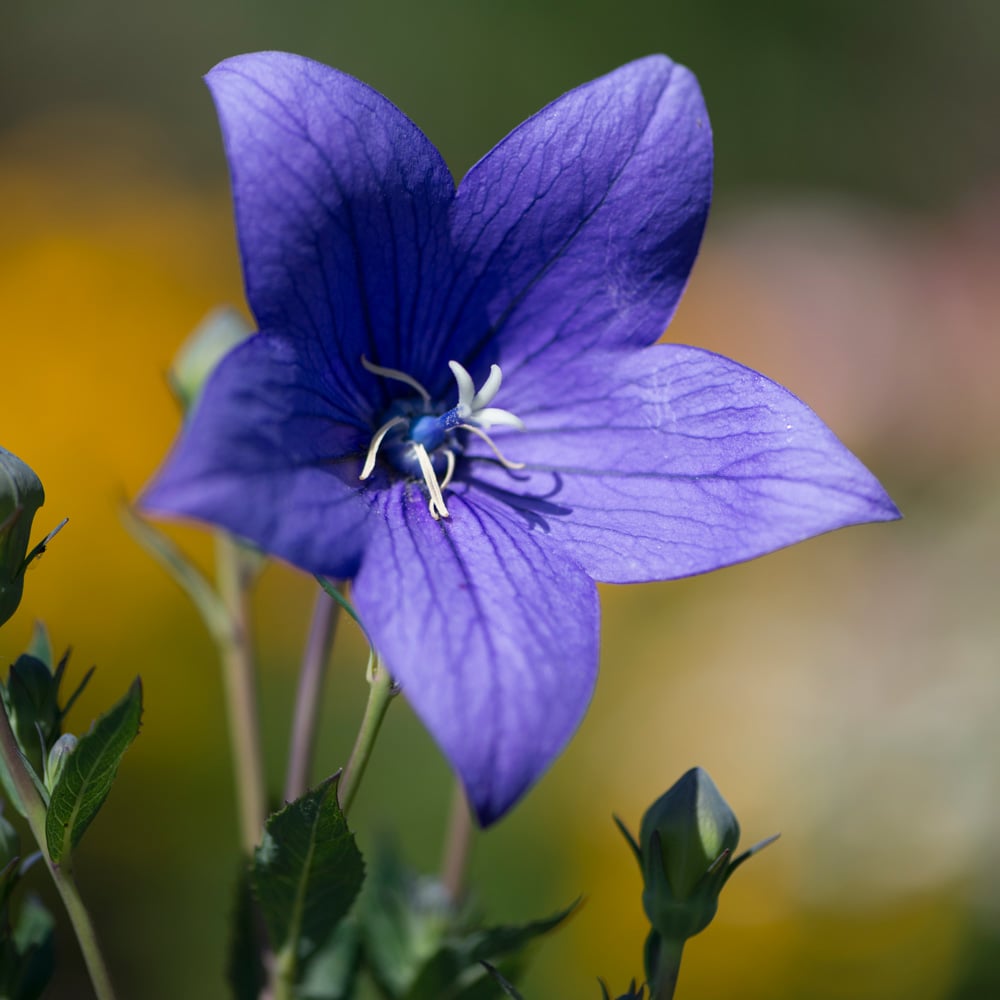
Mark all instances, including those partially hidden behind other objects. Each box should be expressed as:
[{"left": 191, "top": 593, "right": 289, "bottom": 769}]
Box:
[{"left": 142, "top": 52, "right": 899, "bottom": 824}]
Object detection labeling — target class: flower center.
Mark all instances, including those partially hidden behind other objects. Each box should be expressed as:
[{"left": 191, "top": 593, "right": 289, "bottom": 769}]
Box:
[{"left": 359, "top": 357, "right": 525, "bottom": 520}]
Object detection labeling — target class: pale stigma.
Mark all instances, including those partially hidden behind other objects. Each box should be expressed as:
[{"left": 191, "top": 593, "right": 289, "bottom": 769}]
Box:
[{"left": 359, "top": 357, "right": 525, "bottom": 519}]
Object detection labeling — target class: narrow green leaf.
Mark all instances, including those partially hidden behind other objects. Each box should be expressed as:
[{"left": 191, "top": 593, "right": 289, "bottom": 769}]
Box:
[
  {"left": 44, "top": 678, "right": 142, "bottom": 864},
  {"left": 251, "top": 776, "right": 365, "bottom": 969},
  {"left": 480, "top": 962, "right": 525, "bottom": 1000},
  {"left": 466, "top": 900, "right": 580, "bottom": 963},
  {"left": 120, "top": 504, "right": 229, "bottom": 642}
]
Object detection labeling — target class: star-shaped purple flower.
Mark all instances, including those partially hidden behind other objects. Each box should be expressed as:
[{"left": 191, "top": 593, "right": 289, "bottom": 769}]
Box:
[{"left": 142, "top": 52, "right": 899, "bottom": 825}]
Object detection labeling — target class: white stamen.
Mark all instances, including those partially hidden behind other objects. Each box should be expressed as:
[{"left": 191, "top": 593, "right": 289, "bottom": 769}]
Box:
[
  {"left": 459, "top": 423, "right": 526, "bottom": 470},
  {"left": 439, "top": 449, "right": 457, "bottom": 493},
  {"left": 360, "top": 414, "right": 407, "bottom": 480},
  {"left": 471, "top": 364, "right": 503, "bottom": 409},
  {"left": 362, "top": 356, "right": 431, "bottom": 405},
  {"left": 414, "top": 443, "right": 450, "bottom": 519}
]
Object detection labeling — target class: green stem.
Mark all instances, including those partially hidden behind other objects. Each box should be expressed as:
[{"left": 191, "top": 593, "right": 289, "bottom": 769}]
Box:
[
  {"left": 337, "top": 657, "right": 396, "bottom": 817},
  {"left": 439, "top": 779, "right": 474, "bottom": 904},
  {"left": 0, "top": 700, "right": 117, "bottom": 1000},
  {"left": 272, "top": 943, "right": 297, "bottom": 1000},
  {"left": 49, "top": 865, "right": 118, "bottom": 1000},
  {"left": 215, "top": 534, "right": 267, "bottom": 855},
  {"left": 283, "top": 584, "right": 342, "bottom": 802},
  {"left": 649, "top": 935, "right": 684, "bottom": 1000}
]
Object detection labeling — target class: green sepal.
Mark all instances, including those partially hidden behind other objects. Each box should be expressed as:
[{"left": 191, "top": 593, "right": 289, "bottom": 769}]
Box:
[
  {"left": 598, "top": 979, "right": 646, "bottom": 1000},
  {"left": 24, "top": 624, "right": 52, "bottom": 671},
  {"left": 251, "top": 776, "right": 365, "bottom": 970},
  {"left": 44, "top": 678, "right": 143, "bottom": 864}
]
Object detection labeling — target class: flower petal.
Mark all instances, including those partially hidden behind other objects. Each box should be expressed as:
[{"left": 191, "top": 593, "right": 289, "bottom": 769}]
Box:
[
  {"left": 447, "top": 55, "right": 712, "bottom": 380},
  {"left": 206, "top": 52, "right": 458, "bottom": 400},
  {"left": 351, "top": 485, "right": 599, "bottom": 826},
  {"left": 141, "top": 335, "right": 372, "bottom": 578},
  {"left": 462, "top": 345, "right": 901, "bottom": 583}
]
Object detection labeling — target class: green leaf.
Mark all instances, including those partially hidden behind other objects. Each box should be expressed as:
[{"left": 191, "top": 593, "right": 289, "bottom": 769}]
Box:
[
  {"left": 120, "top": 504, "right": 230, "bottom": 643},
  {"left": 465, "top": 900, "right": 579, "bottom": 964},
  {"left": 480, "top": 963, "right": 525, "bottom": 1000},
  {"left": 251, "top": 776, "right": 365, "bottom": 970},
  {"left": 44, "top": 678, "right": 143, "bottom": 864},
  {"left": 4, "top": 893, "right": 55, "bottom": 1000},
  {"left": 360, "top": 839, "right": 453, "bottom": 997},
  {"left": 297, "top": 918, "right": 363, "bottom": 999}
]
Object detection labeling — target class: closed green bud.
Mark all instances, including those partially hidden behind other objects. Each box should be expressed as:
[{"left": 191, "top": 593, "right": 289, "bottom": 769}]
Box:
[
  {"left": 169, "top": 306, "right": 252, "bottom": 414},
  {"left": 0, "top": 447, "right": 45, "bottom": 628},
  {"left": 637, "top": 767, "right": 739, "bottom": 940},
  {"left": 44, "top": 733, "right": 78, "bottom": 793},
  {"left": 616, "top": 767, "right": 777, "bottom": 951},
  {"left": 3, "top": 647, "right": 91, "bottom": 781}
]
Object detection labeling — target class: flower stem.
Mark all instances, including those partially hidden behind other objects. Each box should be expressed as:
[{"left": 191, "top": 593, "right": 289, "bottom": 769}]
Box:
[
  {"left": 283, "top": 584, "right": 342, "bottom": 802},
  {"left": 0, "top": 700, "right": 117, "bottom": 999},
  {"left": 49, "top": 865, "right": 118, "bottom": 1000},
  {"left": 215, "top": 534, "right": 267, "bottom": 854},
  {"left": 337, "top": 657, "right": 396, "bottom": 818},
  {"left": 649, "top": 936, "right": 684, "bottom": 1000},
  {"left": 271, "top": 944, "right": 297, "bottom": 1000},
  {"left": 439, "top": 779, "right": 474, "bottom": 904}
]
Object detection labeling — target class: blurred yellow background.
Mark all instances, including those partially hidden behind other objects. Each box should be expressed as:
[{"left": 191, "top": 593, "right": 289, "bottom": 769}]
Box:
[{"left": 2, "top": 2, "right": 998, "bottom": 997}]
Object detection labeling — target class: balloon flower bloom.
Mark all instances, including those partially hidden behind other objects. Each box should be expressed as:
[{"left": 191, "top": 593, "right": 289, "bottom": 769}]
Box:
[{"left": 142, "top": 52, "right": 899, "bottom": 824}]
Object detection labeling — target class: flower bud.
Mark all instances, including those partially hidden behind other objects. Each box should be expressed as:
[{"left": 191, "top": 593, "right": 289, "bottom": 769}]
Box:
[
  {"left": 635, "top": 767, "right": 739, "bottom": 941},
  {"left": 0, "top": 447, "right": 45, "bottom": 628},
  {"left": 168, "top": 306, "right": 252, "bottom": 414},
  {"left": 44, "top": 733, "right": 78, "bottom": 793}
]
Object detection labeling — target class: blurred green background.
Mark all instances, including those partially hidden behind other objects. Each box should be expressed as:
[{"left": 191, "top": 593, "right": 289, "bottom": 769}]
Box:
[{"left": 2, "top": 1, "right": 999, "bottom": 997}]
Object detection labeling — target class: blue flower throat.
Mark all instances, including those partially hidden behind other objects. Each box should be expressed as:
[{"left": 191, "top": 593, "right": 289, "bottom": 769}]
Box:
[{"left": 360, "top": 357, "right": 525, "bottom": 520}]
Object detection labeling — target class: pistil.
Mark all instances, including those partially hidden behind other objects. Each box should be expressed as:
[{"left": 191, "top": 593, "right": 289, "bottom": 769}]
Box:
[{"left": 359, "top": 357, "right": 525, "bottom": 519}]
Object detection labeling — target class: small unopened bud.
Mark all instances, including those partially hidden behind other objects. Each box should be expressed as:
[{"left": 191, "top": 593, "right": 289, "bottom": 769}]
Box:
[
  {"left": 638, "top": 767, "right": 739, "bottom": 940},
  {"left": 617, "top": 767, "right": 777, "bottom": 949},
  {"left": 169, "top": 307, "right": 252, "bottom": 413},
  {"left": 44, "top": 733, "right": 78, "bottom": 793},
  {"left": 0, "top": 447, "right": 45, "bottom": 628}
]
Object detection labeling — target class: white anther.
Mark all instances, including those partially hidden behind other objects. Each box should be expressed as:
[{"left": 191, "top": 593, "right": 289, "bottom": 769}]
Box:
[
  {"left": 362, "top": 356, "right": 431, "bottom": 405},
  {"left": 360, "top": 415, "right": 407, "bottom": 480},
  {"left": 459, "top": 424, "right": 526, "bottom": 470},
  {"left": 413, "top": 443, "right": 450, "bottom": 519}
]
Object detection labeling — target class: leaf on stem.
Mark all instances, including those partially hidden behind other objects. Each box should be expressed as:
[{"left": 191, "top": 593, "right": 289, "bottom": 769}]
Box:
[
  {"left": 44, "top": 679, "right": 143, "bottom": 864},
  {"left": 251, "top": 775, "right": 365, "bottom": 969}
]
